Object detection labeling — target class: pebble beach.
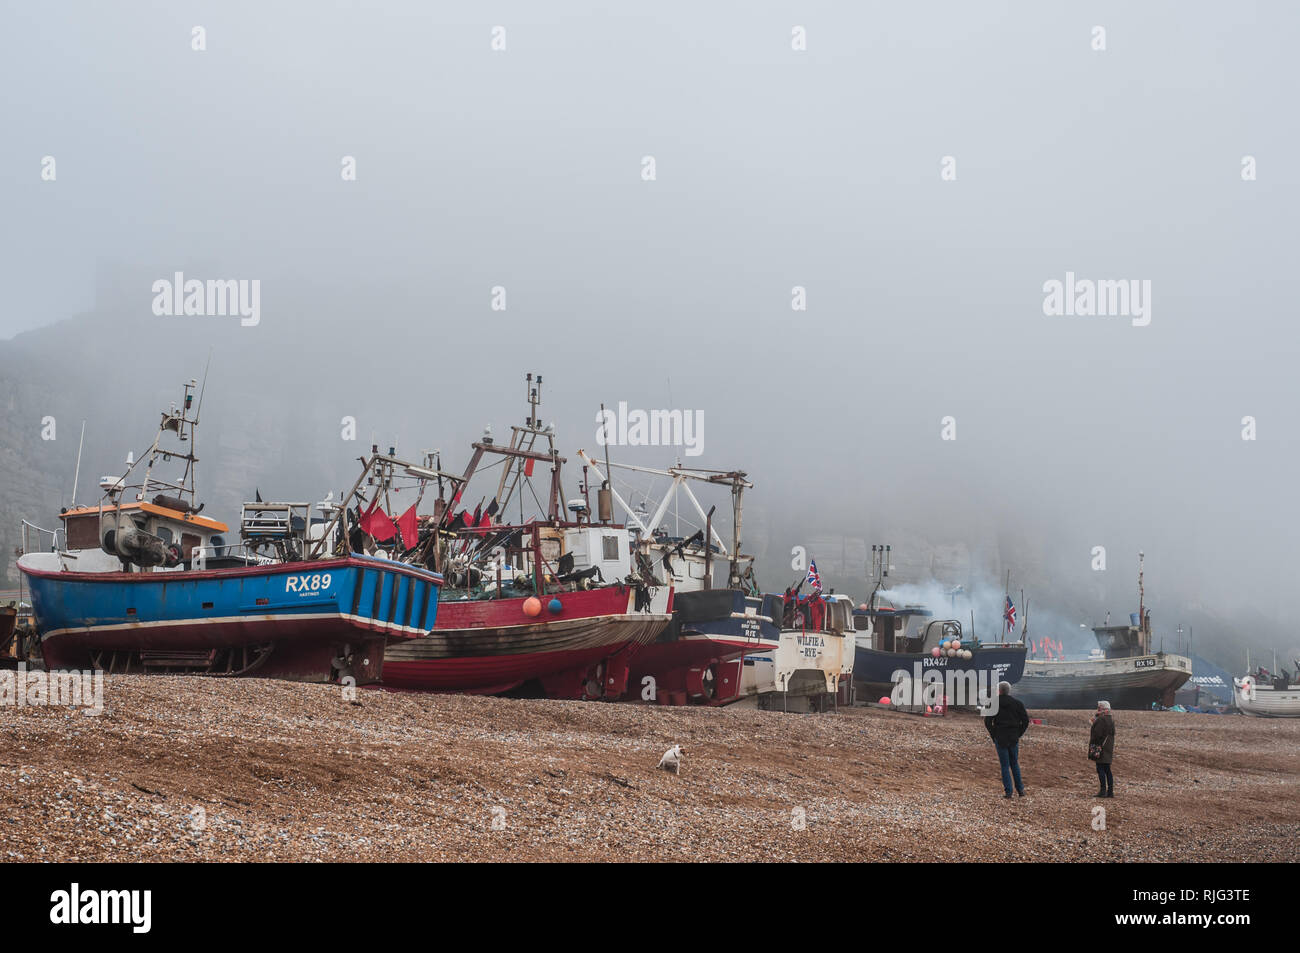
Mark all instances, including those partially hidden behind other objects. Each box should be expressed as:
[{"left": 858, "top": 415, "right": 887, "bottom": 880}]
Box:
[{"left": 2, "top": 676, "right": 1297, "bottom": 863}]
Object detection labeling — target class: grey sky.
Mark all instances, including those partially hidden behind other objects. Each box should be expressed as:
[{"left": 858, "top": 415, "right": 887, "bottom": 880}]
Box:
[{"left": 2, "top": 2, "right": 1296, "bottom": 664}]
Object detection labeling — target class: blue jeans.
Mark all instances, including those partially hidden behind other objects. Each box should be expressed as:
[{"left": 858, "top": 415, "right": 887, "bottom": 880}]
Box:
[{"left": 996, "top": 741, "right": 1024, "bottom": 795}]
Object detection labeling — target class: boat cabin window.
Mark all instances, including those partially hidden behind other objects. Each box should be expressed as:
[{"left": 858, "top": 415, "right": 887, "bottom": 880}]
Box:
[
  {"left": 64, "top": 514, "right": 101, "bottom": 550},
  {"left": 601, "top": 535, "right": 620, "bottom": 561},
  {"left": 156, "top": 525, "right": 174, "bottom": 545},
  {"left": 826, "top": 600, "right": 851, "bottom": 634}
]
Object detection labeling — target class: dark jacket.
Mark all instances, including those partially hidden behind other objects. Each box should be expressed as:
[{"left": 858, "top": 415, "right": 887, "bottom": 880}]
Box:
[
  {"left": 1089, "top": 712, "right": 1115, "bottom": 764},
  {"left": 984, "top": 694, "right": 1030, "bottom": 748}
]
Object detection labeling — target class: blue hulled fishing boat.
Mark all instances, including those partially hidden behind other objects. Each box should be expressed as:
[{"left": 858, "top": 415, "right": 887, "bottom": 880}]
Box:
[{"left": 17, "top": 380, "right": 446, "bottom": 684}]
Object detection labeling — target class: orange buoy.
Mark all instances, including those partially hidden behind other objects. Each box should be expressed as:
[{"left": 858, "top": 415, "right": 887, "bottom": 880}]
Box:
[{"left": 523, "top": 597, "right": 542, "bottom": 617}]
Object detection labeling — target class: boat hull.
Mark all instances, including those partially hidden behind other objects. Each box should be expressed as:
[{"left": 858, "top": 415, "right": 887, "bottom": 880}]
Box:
[
  {"left": 1233, "top": 680, "right": 1300, "bottom": 717},
  {"left": 1014, "top": 654, "right": 1192, "bottom": 709},
  {"left": 737, "top": 626, "right": 856, "bottom": 711},
  {"left": 380, "top": 585, "right": 672, "bottom": 698},
  {"left": 854, "top": 644, "right": 1027, "bottom": 699},
  {"left": 19, "top": 555, "right": 443, "bottom": 684},
  {"left": 626, "top": 589, "right": 781, "bottom": 706}
]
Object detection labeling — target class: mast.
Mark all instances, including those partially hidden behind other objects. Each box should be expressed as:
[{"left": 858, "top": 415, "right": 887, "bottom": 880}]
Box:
[
  {"left": 868, "top": 544, "right": 890, "bottom": 610},
  {"left": 135, "top": 379, "right": 201, "bottom": 505},
  {"left": 1137, "top": 550, "right": 1147, "bottom": 653},
  {"left": 1137, "top": 551, "right": 1145, "bottom": 624},
  {"left": 728, "top": 474, "right": 744, "bottom": 588}
]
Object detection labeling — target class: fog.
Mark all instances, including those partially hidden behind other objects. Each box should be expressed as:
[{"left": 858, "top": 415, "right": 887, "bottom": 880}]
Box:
[{"left": 1, "top": 2, "right": 1295, "bottom": 671}]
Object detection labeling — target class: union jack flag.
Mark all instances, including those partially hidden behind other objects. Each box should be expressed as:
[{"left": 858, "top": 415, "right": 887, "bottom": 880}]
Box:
[
  {"left": 807, "top": 560, "right": 822, "bottom": 592},
  {"left": 1004, "top": 596, "right": 1016, "bottom": 634}
]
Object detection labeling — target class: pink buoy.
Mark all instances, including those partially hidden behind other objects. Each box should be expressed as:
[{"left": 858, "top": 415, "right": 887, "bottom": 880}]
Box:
[
  {"left": 931, "top": 647, "right": 942, "bottom": 658},
  {"left": 523, "top": 597, "right": 542, "bottom": 618},
  {"left": 878, "top": 696, "right": 891, "bottom": 705}
]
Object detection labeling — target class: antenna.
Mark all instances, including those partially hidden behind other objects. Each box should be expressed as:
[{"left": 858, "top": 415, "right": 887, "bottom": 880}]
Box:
[
  {"left": 1021, "top": 588, "right": 1028, "bottom": 641},
  {"left": 70, "top": 420, "right": 86, "bottom": 507},
  {"left": 1136, "top": 550, "right": 1150, "bottom": 654}
]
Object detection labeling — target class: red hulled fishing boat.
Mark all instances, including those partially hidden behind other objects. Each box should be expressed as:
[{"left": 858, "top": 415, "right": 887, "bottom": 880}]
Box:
[{"left": 378, "top": 374, "right": 673, "bottom": 699}]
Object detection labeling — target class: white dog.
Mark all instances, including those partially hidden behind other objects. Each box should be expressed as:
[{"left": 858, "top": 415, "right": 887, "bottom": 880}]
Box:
[{"left": 657, "top": 744, "right": 684, "bottom": 775}]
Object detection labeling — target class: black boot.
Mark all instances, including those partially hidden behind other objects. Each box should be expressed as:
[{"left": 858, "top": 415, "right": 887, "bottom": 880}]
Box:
[{"left": 1095, "top": 788, "right": 1107, "bottom": 797}]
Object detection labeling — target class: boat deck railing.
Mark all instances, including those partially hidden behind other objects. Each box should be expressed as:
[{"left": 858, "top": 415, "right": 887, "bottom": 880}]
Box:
[{"left": 19, "top": 519, "right": 64, "bottom": 555}]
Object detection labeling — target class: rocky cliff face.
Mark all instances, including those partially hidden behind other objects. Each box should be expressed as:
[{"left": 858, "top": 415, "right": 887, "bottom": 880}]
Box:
[
  {"left": 0, "top": 370, "right": 76, "bottom": 587},
  {"left": 0, "top": 294, "right": 335, "bottom": 587}
]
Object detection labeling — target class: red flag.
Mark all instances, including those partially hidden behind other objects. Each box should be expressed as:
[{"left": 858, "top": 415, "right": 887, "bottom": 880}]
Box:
[
  {"left": 396, "top": 504, "right": 419, "bottom": 549},
  {"left": 360, "top": 497, "right": 396, "bottom": 542},
  {"left": 524, "top": 458, "right": 535, "bottom": 478}
]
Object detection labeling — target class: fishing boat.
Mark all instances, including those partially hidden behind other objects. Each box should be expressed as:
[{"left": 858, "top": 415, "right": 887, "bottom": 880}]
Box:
[
  {"left": 576, "top": 452, "right": 769, "bottom": 705},
  {"left": 1233, "top": 657, "right": 1300, "bottom": 717},
  {"left": 379, "top": 375, "right": 672, "bottom": 700},
  {"left": 1017, "top": 649, "right": 1193, "bottom": 710},
  {"left": 576, "top": 452, "right": 852, "bottom": 710},
  {"left": 735, "top": 593, "right": 857, "bottom": 712},
  {"left": 1014, "top": 554, "right": 1191, "bottom": 710},
  {"left": 16, "top": 380, "right": 444, "bottom": 684},
  {"left": 851, "top": 548, "right": 1027, "bottom": 703}
]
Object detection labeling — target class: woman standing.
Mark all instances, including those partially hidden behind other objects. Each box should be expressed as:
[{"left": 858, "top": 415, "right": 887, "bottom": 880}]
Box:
[{"left": 1089, "top": 701, "right": 1115, "bottom": 797}]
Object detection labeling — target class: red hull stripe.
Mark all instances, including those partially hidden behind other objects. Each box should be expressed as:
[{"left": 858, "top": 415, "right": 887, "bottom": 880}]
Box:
[{"left": 21, "top": 555, "right": 443, "bottom": 587}]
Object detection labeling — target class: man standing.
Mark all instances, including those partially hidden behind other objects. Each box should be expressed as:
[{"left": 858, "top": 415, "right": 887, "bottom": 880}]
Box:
[{"left": 985, "top": 680, "right": 1031, "bottom": 798}]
